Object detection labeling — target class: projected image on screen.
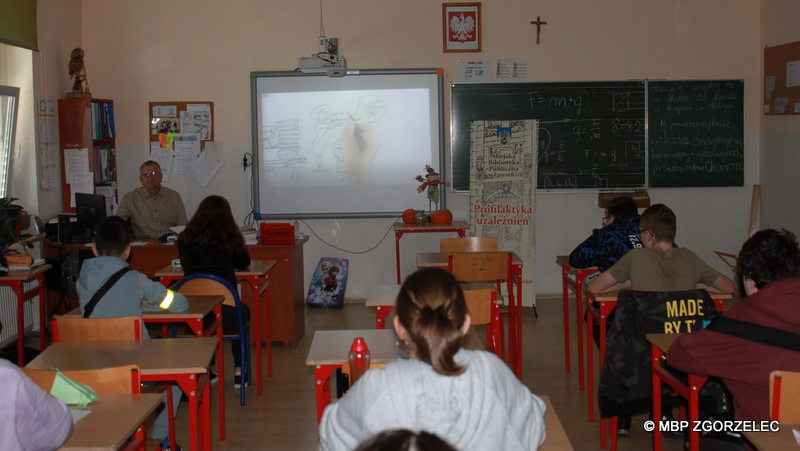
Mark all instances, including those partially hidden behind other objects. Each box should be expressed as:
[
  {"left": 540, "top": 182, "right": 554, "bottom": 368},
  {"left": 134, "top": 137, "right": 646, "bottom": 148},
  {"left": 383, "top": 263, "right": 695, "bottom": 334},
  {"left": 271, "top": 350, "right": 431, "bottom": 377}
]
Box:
[
  {"left": 261, "top": 89, "right": 429, "bottom": 186},
  {"left": 251, "top": 70, "right": 445, "bottom": 219}
]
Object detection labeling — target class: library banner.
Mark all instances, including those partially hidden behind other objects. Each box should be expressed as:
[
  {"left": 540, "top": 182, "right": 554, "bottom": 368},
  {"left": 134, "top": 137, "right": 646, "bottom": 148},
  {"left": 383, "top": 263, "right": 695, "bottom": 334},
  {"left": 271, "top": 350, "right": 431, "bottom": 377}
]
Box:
[{"left": 469, "top": 119, "right": 537, "bottom": 306}]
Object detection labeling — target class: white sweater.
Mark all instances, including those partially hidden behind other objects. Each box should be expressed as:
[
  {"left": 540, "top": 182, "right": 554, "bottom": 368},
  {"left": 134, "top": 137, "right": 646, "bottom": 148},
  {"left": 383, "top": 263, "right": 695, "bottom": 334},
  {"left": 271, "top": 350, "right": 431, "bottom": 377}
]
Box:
[{"left": 319, "top": 349, "right": 546, "bottom": 450}]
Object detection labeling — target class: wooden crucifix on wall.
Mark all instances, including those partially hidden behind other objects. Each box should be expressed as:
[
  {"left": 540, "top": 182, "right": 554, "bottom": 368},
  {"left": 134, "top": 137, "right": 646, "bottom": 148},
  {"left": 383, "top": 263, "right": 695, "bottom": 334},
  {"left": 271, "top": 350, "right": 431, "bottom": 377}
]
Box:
[{"left": 530, "top": 16, "right": 547, "bottom": 44}]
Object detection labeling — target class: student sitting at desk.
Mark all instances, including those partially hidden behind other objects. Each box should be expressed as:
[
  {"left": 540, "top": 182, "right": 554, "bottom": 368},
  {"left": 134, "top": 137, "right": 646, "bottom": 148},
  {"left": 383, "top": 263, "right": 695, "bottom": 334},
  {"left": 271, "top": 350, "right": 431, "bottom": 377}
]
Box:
[
  {"left": 569, "top": 195, "right": 642, "bottom": 274},
  {"left": 77, "top": 216, "right": 188, "bottom": 451},
  {"left": 669, "top": 229, "right": 800, "bottom": 429},
  {"left": 588, "top": 203, "right": 735, "bottom": 294},
  {"left": 588, "top": 203, "right": 735, "bottom": 437},
  {"left": 177, "top": 195, "right": 251, "bottom": 389},
  {"left": 1, "top": 322, "right": 73, "bottom": 451},
  {"left": 319, "top": 268, "right": 546, "bottom": 451}
]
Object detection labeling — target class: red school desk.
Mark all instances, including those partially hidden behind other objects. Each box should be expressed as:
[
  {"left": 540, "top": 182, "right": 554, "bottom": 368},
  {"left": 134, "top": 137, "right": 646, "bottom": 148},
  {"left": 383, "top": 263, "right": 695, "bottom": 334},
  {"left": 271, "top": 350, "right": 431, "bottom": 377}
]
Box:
[
  {"left": 0, "top": 264, "right": 51, "bottom": 366},
  {"left": 27, "top": 338, "right": 219, "bottom": 451},
  {"left": 63, "top": 295, "right": 227, "bottom": 441},
  {"left": 555, "top": 255, "right": 598, "bottom": 389}
]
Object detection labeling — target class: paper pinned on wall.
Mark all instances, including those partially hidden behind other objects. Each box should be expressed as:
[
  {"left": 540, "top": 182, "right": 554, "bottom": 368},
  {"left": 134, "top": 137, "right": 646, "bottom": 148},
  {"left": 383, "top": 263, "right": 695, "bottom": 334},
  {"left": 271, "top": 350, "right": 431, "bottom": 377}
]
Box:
[
  {"left": 188, "top": 147, "right": 222, "bottom": 187},
  {"left": 457, "top": 59, "right": 491, "bottom": 82},
  {"left": 174, "top": 137, "right": 200, "bottom": 174},
  {"left": 181, "top": 104, "right": 212, "bottom": 140},
  {"left": 38, "top": 98, "right": 60, "bottom": 190},
  {"left": 496, "top": 59, "right": 529, "bottom": 81},
  {"left": 149, "top": 141, "right": 174, "bottom": 182},
  {"left": 64, "top": 148, "right": 90, "bottom": 185}
]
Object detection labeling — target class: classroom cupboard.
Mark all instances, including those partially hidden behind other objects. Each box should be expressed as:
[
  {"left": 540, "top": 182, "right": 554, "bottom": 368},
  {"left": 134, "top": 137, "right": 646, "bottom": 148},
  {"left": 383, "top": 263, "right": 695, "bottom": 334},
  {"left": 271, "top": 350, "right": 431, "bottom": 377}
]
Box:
[{"left": 57, "top": 97, "right": 117, "bottom": 213}]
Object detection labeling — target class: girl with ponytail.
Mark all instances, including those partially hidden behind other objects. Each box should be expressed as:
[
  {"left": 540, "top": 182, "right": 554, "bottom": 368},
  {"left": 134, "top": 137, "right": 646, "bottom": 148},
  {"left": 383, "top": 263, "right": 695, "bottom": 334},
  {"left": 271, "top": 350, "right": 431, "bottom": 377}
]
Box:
[{"left": 320, "top": 268, "right": 547, "bottom": 451}]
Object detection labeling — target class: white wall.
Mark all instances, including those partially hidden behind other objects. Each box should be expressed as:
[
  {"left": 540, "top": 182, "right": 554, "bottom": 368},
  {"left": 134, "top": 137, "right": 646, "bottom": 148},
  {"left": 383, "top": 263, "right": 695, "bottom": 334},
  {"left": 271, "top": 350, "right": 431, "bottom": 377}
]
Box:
[
  {"left": 759, "top": 0, "right": 800, "bottom": 232},
  {"left": 36, "top": 0, "right": 763, "bottom": 297},
  {"left": 33, "top": 0, "right": 83, "bottom": 222}
]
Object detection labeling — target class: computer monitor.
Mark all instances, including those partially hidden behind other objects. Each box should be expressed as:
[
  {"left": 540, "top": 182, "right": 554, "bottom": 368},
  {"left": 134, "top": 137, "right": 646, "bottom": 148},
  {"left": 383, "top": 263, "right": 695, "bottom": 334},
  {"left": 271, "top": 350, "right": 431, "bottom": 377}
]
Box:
[{"left": 75, "top": 193, "right": 106, "bottom": 241}]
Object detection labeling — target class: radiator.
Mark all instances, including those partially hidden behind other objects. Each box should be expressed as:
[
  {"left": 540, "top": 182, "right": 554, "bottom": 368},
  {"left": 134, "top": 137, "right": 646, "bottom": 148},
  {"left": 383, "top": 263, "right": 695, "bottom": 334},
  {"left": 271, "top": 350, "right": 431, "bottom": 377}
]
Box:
[{"left": 0, "top": 280, "right": 40, "bottom": 349}]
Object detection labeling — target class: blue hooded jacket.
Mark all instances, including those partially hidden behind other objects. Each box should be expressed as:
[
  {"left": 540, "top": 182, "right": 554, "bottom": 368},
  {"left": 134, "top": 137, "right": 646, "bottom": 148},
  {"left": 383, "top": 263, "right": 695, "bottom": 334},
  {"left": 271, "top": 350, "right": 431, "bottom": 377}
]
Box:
[{"left": 569, "top": 214, "right": 642, "bottom": 272}]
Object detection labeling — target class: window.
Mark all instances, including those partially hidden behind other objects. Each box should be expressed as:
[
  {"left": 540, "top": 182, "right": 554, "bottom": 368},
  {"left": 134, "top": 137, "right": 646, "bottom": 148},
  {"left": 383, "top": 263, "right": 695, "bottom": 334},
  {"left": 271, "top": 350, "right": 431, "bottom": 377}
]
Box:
[{"left": 0, "top": 85, "right": 19, "bottom": 197}]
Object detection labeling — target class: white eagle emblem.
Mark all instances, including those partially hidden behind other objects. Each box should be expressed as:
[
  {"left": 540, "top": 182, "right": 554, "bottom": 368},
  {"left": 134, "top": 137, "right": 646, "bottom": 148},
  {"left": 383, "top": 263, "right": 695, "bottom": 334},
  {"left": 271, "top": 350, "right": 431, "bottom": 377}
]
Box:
[{"left": 449, "top": 13, "right": 475, "bottom": 43}]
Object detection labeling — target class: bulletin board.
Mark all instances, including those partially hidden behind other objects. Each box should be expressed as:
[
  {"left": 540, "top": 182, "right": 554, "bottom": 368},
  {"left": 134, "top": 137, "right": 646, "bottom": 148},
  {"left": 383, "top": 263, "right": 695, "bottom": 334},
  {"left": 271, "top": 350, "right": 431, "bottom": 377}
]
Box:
[
  {"left": 148, "top": 101, "right": 215, "bottom": 148},
  {"left": 764, "top": 40, "right": 800, "bottom": 115}
]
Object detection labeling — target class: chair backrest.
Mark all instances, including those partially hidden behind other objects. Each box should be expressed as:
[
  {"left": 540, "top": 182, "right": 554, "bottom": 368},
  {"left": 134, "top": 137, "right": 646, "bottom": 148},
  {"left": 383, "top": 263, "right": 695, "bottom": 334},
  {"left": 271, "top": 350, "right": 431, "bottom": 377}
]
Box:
[
  {"left": 174, "top": 273, "right": 246, "bottom": 336},
  {"left": 174, "top": 273, "right": 238, "bottom": 307},
  {"left": 440, "top": 237, "right": 498, "bottom": 253},
  {"left": 447, "top": 252, "right": 512, "bottom": 283},
  {"left": 462, "top": 285, "right": 494, "bottom": 326},
  {"left": 770, "top": 370, "right": 800, "bottom": 422},
  {"left": 22, "top": 364, "right": 141, "bottom": 394},
  {"left": 51, "top": 315, "right": 142, "bottom": 342},
  {"left": 598, "top": 289, "right": 715, "bottom": 418}
]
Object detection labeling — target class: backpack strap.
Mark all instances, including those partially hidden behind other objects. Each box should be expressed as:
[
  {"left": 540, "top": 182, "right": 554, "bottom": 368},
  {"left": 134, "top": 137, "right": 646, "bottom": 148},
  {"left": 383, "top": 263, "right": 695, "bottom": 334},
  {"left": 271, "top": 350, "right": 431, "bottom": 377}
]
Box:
[
  {"left": 83, "top": 267, "right": 132, "bottom": 318},
  {"left": 705, "top": 315, "right": 800, "bottom": 353}
]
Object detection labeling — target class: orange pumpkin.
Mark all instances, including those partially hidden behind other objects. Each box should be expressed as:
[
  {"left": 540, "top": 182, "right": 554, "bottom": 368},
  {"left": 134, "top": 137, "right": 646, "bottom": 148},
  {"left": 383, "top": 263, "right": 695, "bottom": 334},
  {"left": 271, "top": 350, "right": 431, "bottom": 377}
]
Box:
[
  {"left": 402, "top": 209, "right": 418, "bottom": 224},
  {"left": 430, "top": 209, "right": 453, "bottom": 224}
]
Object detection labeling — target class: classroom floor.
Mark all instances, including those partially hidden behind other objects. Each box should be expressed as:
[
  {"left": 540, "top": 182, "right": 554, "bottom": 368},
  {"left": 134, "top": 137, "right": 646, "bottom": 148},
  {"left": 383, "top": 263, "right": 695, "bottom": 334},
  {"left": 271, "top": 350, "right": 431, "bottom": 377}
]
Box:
[{"left": 24, "top": 296, "right": 695, "bottom": 450}]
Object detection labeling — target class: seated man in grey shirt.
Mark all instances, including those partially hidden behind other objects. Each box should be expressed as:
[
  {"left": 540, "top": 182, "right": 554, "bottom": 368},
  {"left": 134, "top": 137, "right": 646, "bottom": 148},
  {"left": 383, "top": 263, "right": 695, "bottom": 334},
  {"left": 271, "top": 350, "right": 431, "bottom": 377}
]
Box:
[{"left": 116, "top": 160, "right": 188, "bottom": 237}]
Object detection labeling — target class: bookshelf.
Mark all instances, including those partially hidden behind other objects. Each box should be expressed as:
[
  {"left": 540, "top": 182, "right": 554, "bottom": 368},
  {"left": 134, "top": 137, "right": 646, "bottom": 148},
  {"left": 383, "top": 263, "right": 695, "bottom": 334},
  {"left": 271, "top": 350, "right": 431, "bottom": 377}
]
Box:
[{"left": 57, "top": 97, "right": 117, "bottom": 214}]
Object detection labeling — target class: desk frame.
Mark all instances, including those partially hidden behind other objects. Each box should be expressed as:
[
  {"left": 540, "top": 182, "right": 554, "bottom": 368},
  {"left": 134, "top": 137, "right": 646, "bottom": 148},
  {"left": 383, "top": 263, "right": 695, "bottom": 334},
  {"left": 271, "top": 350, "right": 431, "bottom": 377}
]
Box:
[
  {"left": 649, "top": 333, "right": 706, "bottom": 451},
  {"left": 393, "top": 221, "right": 470, "bottom": 284},
  {"left": 556, "top": 256, "right": 597, "bottom": 389},
  {"left": 143, "top": 297, "right": 226, "bottom": 441},
  {"left": 1, "top": 265, "right": 50, "bottom": 366}
]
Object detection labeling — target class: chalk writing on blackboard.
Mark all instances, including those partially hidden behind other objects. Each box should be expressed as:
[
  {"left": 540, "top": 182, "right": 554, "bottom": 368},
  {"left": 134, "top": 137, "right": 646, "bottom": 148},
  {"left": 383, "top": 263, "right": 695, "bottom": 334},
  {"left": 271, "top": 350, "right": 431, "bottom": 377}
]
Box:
[
  {"left": 648, "top": 80, "right": 744, "bottom": 187},
  {"left": 451, "top": 81, "right": 646, "bottom": 190}
]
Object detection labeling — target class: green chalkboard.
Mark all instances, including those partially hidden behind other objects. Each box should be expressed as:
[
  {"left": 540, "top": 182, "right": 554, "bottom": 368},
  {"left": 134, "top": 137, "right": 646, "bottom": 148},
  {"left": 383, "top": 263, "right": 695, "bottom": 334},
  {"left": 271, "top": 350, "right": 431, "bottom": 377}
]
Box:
[
  {"left": 647, "top": 80, "right": 744, "bottom": 187},
  {"left": 450, "top": 81, "right": 646, "bottom": 190}
]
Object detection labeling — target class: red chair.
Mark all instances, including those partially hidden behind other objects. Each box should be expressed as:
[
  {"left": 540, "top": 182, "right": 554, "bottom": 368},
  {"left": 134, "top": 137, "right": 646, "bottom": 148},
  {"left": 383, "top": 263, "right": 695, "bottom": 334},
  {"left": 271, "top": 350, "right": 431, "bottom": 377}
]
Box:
[
  {"left": 446, "top": 252, "right": 514, "bottom": 363},
  {"left": 770, "top": 370, "right": 800, "bottom": 422}
]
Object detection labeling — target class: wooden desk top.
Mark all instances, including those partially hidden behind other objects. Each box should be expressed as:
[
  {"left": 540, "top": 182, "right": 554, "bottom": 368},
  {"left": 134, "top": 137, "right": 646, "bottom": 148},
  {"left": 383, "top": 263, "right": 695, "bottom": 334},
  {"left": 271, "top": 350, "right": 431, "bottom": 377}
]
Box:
[
  {"left": 0, "top": 263, "right": 52, "bottom": 280},
  {"left": 539, "top": 395, "right": 574, "bottom": 451},
  {"left": 60, "top": 393, "right": 162, "bottom": 451},
  {"left": 743, "top": 424, "right": 800, "bottom": 450},
  {"left": 416, "top": 251, "right": 523, "bottom": 268},
  {"left": 27, "top": 338, "right": 218, "bottom": 376},
  {"left": 555, "top": 255, "right": 598, "bottom": 272},
  {"left": 393, "top": 220, "right": 470, "bottom": 232},
  {"left": 306, "top": 328, "right": 484, "bottom": 366},
  {"left": 62, "top": 295, "right": 224, "bottom": 320},
  {"left": 306, "top": 329, "right": 401, "bottom": 366},
  {"left": 365, "top": 285, "right": 401, "bottom": 307},
  {"left": 646, "top": 333, "right": 683, "bottom": 353},
  {"left": 592, "top": 285, "right": 733, "bottom": 302},
  {"left": 155, "top": 259, "right": 277, "bottom": 278}
]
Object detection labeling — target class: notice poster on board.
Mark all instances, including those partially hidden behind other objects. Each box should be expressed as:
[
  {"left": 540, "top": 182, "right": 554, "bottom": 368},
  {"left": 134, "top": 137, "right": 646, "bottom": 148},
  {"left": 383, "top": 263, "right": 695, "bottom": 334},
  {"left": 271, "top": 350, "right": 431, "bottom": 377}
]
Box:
[{"left": 469, "top": 119, "right": 537, "bottom": 306}]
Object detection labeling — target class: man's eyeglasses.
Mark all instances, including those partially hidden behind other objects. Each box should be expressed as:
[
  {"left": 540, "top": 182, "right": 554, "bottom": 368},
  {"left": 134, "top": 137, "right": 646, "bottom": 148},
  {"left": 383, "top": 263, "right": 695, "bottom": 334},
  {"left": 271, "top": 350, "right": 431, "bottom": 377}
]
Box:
[
  {"left": 140, "top": 171, "right": 162, "bottom": 178},
  {"left": 601, "top": 216, "right": 611, "bottom": 226}
]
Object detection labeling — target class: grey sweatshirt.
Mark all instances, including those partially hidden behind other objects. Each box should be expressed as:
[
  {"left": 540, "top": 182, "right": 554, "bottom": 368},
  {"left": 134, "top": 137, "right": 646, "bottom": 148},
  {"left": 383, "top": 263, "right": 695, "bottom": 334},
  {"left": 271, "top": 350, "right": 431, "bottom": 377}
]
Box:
[
  {"left": 320, "top": 349, "right": 546, "bottom": 450},
  {"left": 77, "top": 256, "right": 188, "bottom": 338}
]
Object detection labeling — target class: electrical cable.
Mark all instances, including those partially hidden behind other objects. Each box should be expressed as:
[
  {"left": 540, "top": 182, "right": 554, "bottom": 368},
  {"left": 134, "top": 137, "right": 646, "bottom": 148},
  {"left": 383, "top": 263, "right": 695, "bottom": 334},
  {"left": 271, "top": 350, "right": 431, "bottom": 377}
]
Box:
[
  {"left": 299, "top": 218, "right": 400, "bottom": 255},
  {"left": 242, "top": 152, "right": 255, "bottom": 226}
]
